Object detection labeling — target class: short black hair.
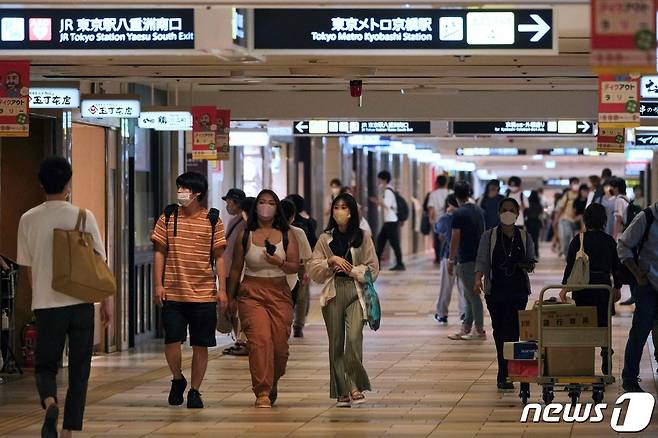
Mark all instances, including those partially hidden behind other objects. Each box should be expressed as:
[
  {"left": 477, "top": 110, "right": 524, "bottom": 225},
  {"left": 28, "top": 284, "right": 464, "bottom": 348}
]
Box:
[
  {"left": 39, "top": 157, "right": 72, "bottom": 195},
  {"left": 508, "top": 176, "right": 522, "bottom": 187},
  {"left": 377, "top": 170, "right": 392, "bottom": 183},
  {"left": 285, "top": 194, "right": 306, "bottom": 214},
  {"left": 436, "top": 175, "right": 448, "bottom": 187},
  {"left": 454, "top": 181, "right": 471, "bottom": 201},
  {"left": 569, "top": 177, "right": 580, "bottom": 185},
  {"left": 584, "top": 203, "right": 607, "bottom": 230},
  {"left": 281, "top": 199, "right": 297, "bottom": 222},
  {"left": 610, "top": 177, "right": 627, "bottom": 194},
  {"left": 176, "top": 172, "right": 208, "bottom": 202},
  {"left": 241, "top": 197, "right": 256, "bottom": 215},
  {"left": 330, "top": 178, "right": 342, "bottom": 187},
  {"left": 445, "top": 194, "right": 459, "bottom": 210},
  {"left": 602, "top": 168, "right": 613, "bottom": 179}
]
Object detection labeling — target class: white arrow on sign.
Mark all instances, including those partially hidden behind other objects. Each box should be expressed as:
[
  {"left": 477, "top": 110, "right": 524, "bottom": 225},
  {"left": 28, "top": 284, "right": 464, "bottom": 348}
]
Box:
[
  {"left": 578, "top": 121, "right": 591, "bottom": 133},
  {"left": 295, "top": 121, "right": 308, "bottom": 133},
  {"left": 518, "top": 14, "right": 550, "bottom": 43}
]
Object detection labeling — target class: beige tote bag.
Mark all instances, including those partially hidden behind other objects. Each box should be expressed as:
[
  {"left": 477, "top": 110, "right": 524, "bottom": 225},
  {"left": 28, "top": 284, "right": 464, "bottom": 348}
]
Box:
[
  {"left": 52, "top": 209, "right": 116, "bottom": 302},
  {"left": 566, "top": 232, "right": 590, "bottom": 286}
]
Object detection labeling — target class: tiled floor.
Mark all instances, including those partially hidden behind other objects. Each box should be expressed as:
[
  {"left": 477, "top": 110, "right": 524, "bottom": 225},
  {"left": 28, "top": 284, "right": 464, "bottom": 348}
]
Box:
[{"left": 1, "top": 246, "right": 657, "bottom": 437}]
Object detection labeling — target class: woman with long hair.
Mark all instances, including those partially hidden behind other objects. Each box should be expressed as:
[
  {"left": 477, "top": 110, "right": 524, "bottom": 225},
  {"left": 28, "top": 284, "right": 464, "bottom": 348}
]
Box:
[
  {"left": 307, "top": 193, "right": 379, "bottom": 408},
  {"left": 525, "top": 191, "right": 543, "bottom": 258},
  {"left": 228, "top": 190, "right": 299, "bottom": 408}
]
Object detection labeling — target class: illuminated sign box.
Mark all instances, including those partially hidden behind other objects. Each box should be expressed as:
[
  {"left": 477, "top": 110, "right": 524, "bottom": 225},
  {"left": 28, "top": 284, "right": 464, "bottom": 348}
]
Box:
[
  {"left": 29, "top": 87, "right": 80, "bottom": 108},
  {"left": 80, "top": 96, "right": 140, "bottom": 118},
  {"left": 294, "top": 120, "right": 431, "bottom": 136},
  {"left": 254, "top": 9, "right": 554, "bottom": 53},
  {"left": 138, "top": 111, "right": 192, "bottom": 130},
  {"left": 453, "top": 121, "right": 595, "bottom": 136},
  {"left": 0, "top": 9, "right": 194, "bottom": 50}
]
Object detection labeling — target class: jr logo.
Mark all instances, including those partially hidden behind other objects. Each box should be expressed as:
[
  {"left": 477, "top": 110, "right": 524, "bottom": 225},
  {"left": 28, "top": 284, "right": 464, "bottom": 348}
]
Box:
[{"left": 520, "top": 393, "right": 655, "bottom": 432}]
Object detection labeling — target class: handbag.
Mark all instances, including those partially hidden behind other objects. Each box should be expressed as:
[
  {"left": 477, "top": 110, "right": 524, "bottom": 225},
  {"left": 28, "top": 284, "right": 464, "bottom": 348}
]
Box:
[
  {"left": 566, "top": 232, "right": 589, "bottom": 286},
  {"left": 52, "top": 209, "right": 116, "bottom": 303},
  {"left": 363, "top": 267, "right": 381, "bottom": 331},
  {"left": 420, "top": 213, "right": 431, "bottom": 236}
]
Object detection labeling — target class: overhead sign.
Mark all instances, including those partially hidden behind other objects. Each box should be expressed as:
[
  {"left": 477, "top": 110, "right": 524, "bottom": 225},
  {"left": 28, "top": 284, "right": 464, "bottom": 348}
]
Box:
[
  {"left": 640, "top": 101, "right": 658, "bottom": 118},
  {"left": 254, "top": 9, "right": 554, "bottom": 53},
  {"left": 597, "top": 126, "right": 626, "bottom": 153},
  {"left": 634, "top": 133, "right": 658, "bottom": 148},
  {"left": 293, "top": 120, "right": 431, "bottom": 136},
  {"left": 138, "top": 111, "right": 192, "bottom": 130},
  {"left": 640, "top": 76, "right": 658, "bottom": 99},
  {"left": 452, "top": 120, "right": 595, "bottom": 135},
  {"left": 191, "top": 107, "right": 231, "bottom": 161},
  {"left": 456, "top": 148, "right": 521, "bottom": 156},
  {"left": 29, "top": 87, "right": 80, "bottom": 108},
  {"left": 598, "top": 75, "right": 640, "bottom": 128},
  {"left": 80, "top": 98, "right": 140, "bottom": 118},
  {"left": 0, "top": 60, "right": 29, "bottom": 137},
  {"left": 0, "top": 9, "right": 194, "bottom": 50},
  {"left": 590, "top": 0, "right": 656, "bottom": 73}
]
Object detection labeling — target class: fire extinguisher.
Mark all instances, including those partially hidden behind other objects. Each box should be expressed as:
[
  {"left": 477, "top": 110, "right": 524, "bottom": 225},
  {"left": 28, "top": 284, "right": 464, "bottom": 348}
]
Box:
[{"left": 22, "top": 319, "right": 37, "bottom": 369}]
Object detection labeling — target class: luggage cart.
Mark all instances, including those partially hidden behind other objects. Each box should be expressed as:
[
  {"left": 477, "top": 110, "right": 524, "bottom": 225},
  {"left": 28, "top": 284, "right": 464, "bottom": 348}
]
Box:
[
  {"left": 1, "top": 266, "right": 23, "bottom": 382},
  {"left": 509, "top": 284, "right": 615, "bottom": 405}
]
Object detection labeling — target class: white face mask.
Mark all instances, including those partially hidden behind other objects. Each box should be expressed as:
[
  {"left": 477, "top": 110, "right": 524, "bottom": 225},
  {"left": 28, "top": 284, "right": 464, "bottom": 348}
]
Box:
[
  {"left": 257, "top": 203, "right": 276, "bottom": 220},
  {"left": 571, "top": 184, "right": 580, "bottom": 191},
  {"left": 331, "top": 187, "right": 341, "bottom": 196},
  {"left": 177, "top": 192, "right": 196, "bottom": 207},
  {"left": 509, "top": 186, "right": 520, "bottom": 194},
  {"left": 500, "top": 211, "right": 518, "bottom": 226}
]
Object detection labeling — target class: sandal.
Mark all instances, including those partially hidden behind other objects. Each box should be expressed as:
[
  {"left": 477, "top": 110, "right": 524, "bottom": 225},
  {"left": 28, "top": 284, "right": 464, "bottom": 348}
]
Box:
[
  {"left": 231, "top": 344, "right": 249, "bottom": 356},
  {"left": 350, "top": 391, "right": 366, "bottom": 404},
  {"left": 222, "top": 345, "right": 238, "bottom": 355}
]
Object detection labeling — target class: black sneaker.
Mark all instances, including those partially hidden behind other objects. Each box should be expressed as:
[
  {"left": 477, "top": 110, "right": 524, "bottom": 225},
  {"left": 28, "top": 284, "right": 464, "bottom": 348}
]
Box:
[
  {"left": 187, "top": 389, "right": 204, "bottom": 409},
  {"left": 460, "top": 313, "right": 466, "bottom": 322},
  {"left": 622, "top": 380, "right": 646, "bottom": 393},
  {"left": 293, "top": 326, "right": 304, "bottom": 338},
  {"left": 168, "top": 375, "right": 187, "bottom": 406},
  {"left": 41, "top": 404, "right": 59, "bottom": 438},
  {"left": 434, "top": 314, "right": 448, "bottom": 325},
  {"left": 390, "top": 264, "right": 406, "bottom": 271},
  {"left": 497, "top": 382, "right": 515, "bottom": 391}
]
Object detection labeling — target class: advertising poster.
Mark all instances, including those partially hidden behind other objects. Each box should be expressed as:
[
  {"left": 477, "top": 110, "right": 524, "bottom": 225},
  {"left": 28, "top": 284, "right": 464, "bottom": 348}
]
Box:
[
  {"left": 216, "top": 109, "right": 231, "bottom": 161},
  {"left": 598, "top": 75, "right": 640, "bottom": 127},
  {"left": 0, "top": 60, "right": 30, "bottom": 137},
  {"left": 590, "top": 0, "right": 656, "bottom": 73},
  {"left": 191, "top": 106, "right": 219, "bottom": 160},
  {"left": 597, "top": 126, "right": 626, "bottom": 153}
]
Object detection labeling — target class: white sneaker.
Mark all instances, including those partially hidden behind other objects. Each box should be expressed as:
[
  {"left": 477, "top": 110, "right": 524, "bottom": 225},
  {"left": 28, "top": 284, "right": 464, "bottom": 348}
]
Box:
[
  {"left": 448, "top": 332, "right": 468, "bottom": 340},
  {"left": 461, "top": 331, "right": 486, "bottom": 340}
]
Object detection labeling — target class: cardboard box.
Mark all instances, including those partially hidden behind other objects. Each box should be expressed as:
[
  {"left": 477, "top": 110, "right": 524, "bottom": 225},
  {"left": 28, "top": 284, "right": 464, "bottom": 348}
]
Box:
[
  {"left": 503, "top": 341, "right": 538, "bottom": 360},
  {"left": 508, "top": 359, "right": 539, "bottom": 378},
  {"left": 519, "top": 306, "right": 598, "bottom": 341},
  {"left": 545, "top": 347, "right": 595, "bottom": 376}
]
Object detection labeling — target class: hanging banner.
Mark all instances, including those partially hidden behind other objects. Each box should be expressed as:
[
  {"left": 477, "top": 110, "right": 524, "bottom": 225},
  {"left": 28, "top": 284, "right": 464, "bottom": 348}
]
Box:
[
  {"left": 598, "top": 75, "right": 641, "bottom": 127},
  {"left": 590, "top": 0, "right": 657, "bottom": 73},
  {"left": 192, "top": 106, "right": 219, "bottom": 160},
  {"left": 597, "top": 126, "right": 626, "bottom": 152},
  {"left": 0, "top": 61, "right": 30, "bottom": 137},
  {"left": 215, "top": 109, "right": 231, "bottom": 161}
]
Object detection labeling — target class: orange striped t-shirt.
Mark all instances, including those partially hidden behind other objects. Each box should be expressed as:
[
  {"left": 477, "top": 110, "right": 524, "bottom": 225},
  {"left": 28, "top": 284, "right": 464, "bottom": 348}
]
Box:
[{"left": 151, "top": 208, "right": 226, "bottom": 303}]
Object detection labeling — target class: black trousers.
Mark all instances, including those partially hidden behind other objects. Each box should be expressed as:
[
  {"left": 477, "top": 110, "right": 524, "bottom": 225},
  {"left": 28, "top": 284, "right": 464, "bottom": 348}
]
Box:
[
  {"left": 525, "top": 218, "right": 541, "bottom": 258},
  {"left": 432, "top": 230, "right": 441, "bottom": 262},
  {"left": 34, "top": 303, "right": 94, "bottom": 431},
  {"left": 376, "top": 221, "right": 403, "bottom": 266},
  {"left": 486, "top": 298, "right": 528, "bottom": 384}
]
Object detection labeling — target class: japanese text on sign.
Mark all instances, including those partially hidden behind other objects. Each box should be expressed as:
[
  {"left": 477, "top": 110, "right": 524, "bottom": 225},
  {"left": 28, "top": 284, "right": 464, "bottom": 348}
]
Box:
[{"left": 601, "top": 80, "right": 638, "bottom": 103}]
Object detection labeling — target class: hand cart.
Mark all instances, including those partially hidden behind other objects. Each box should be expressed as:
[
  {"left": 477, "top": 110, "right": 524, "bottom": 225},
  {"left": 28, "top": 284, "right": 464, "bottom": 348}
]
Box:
[
  {"left": 1, "top": 266, "right": 23, "bottom": 382},
  {"left": 508, "top": 284, "right": 615, "bottom": 405}
]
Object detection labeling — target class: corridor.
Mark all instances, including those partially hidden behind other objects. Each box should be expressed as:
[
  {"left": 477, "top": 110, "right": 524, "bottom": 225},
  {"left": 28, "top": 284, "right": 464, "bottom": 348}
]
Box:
[{"left": 1, "top": 248, "right": 657, "bottom": 437}]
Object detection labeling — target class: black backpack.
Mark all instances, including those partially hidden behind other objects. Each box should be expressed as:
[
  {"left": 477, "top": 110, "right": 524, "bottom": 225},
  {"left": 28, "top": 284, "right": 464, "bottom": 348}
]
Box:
[
  {"left": 616, "top": 207, "right": 655, "bottom": 285},
  {"left": 622, "top": 197, "right": 642, "bottom": 231},
  {"left": 387, "top": 188, "right": 410, "bottom": 223},
  {"left": 164, "top": 204, "right": 220, "bottom": 268}
]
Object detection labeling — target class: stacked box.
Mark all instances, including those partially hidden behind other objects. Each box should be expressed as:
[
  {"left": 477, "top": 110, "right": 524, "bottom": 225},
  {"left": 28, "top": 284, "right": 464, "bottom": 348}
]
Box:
[
  {"left": 503, "top": 341, "right": 538, "bottom": 360},
  {"left": 518, "top": 306, "right": 598, "bottom": 341}
]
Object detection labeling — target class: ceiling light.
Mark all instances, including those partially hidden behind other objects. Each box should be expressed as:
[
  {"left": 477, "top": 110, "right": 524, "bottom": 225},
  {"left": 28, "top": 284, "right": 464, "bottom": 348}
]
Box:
[
  {"left": 532, "top": 154, "right": 543, "bottom": 160},
  {"left": 522, "top": 165, "right": 528, "bottom": 170},
  {"left": 545, "top": 160, "right": 556, "bottom": 169}
]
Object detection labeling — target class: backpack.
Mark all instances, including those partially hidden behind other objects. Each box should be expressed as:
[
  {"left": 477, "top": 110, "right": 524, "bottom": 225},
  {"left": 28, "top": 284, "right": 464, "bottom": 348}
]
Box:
[
  {"left": 164, "top": 204, "right": 220, "bottom": 268},
  {"left": 616, "top": 207, "right": 655, "bottom": 285},
  {"left": 591, "top": 186, "right": 605, "bottom": 205},
  {"left": 386, "top": 188, "right": 410, "bottom": 223},
  {"left": 622, "top": 197, "right": 642, "bottom": 230},
  {"left": 566, "top": 233, "right": 589, "bottom": 286}
]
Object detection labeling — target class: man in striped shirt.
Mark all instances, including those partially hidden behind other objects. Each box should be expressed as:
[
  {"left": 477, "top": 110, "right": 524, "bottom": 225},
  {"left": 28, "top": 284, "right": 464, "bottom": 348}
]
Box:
[{"left": 151, "top": 172, "right": 227, "bottom": 409}]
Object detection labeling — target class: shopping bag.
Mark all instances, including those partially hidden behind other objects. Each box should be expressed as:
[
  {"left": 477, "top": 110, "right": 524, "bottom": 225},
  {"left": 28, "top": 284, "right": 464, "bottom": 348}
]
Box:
[
  {"left": 566, "top": 232, "right": 589, "bottom": 286},
  {"left": 363, "top": 268, "right": 381, "bottom": 331},
  {"left": 52, "top": 209, "right": 116, "bottom": 303}
]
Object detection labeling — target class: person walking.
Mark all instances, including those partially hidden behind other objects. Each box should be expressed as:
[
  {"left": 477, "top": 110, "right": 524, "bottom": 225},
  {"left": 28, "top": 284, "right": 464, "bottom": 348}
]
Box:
[
  {"left": 447, "top": 181, "right": 486, "bottom": 341},
  {"left": 475, "top": 198, "right": 535, "bottom": 390},
  {"left": 427, "top": 175, "right": 449, "bottom": 264},
  {"left": 151, "top": 172, "right": 228, "bottom": 409},
  {"left": 525, "top": 191, "right": 543, "bottom": 259},
  {"left": 610, "top": 177, "right": 630, "bottom": 240},
  {"left": 221, "top": 189, "right": 249, "bottom": 357},
  {"left": 307, "top": 193, "right": 379, "bottom": 408},
  {"left": 560, "top": 203, "right": 622, "bottom": 375},
  {"left": 618, "top": 201, "right": 658, "bottom": 392},
  {"left": 228, "top": 190, "right": 300, "bottom": 408},
  {"left": 17, "top": 157, "right": 113, "bottom": 438},
  {"left": 480, "top": 179, "right": 505, "bottom": 230},
  {"left": 370, "top": 170, "right": 405, "bottom": 271},
  {"left": 505, "top": 177, "right": 529, "bottom": 228},
  {"left": 556, "top": 177, "right": 581, "bottom": 257},
  {"left": 434, "top": 195, "right": 466, "bottom": 325}
]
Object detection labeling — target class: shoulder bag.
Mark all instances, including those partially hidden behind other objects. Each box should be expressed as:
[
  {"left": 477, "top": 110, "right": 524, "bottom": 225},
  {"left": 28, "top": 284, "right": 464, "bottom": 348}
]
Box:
[
  {"left": 566, "top": 232, "right": 590, "bottom": 286},
  {"left": 363, "top": 267, "right": 381, "bottom": 331}
]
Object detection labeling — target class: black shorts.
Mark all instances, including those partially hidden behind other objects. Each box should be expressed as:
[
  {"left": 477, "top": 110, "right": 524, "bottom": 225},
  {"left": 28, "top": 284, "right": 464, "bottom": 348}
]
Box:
[{"left": 162, "top": 301, "right": 217, "bottom": 347}]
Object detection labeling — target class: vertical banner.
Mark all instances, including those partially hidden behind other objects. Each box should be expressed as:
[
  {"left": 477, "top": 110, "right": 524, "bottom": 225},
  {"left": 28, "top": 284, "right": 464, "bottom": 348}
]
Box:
[
  {"left": 192, "top": 106, "right": 218, "bottom": 160},
  {"left": 216, "top": 109, "right": 231, "bottom": 161},
  {"left": 591, "top": 0, "right": 657, "bottom": 73},
  {"left": 598, "top": 75, "right": 641, "bottom": 127},
  {"left": 597, "top": 126, "right": 626, "bottom": 152},
  {"left": 0, "top": 61, "right": 30, "bottom": 137}
]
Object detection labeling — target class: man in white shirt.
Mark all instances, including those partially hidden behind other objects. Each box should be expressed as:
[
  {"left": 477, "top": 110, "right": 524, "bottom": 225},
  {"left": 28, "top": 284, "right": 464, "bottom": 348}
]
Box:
[
  {"left": 611, "top": 177, "right": 630, "bottom": 240},
  {"left": 16, "top": 157, "right": 112, "bottom": 438},
  {"left": 369, "top": 170, "right": 405, "bottom": 271},
  {"left": 505, "top": 176, "right": 529, "bottom": 228},
  {"left": 427, "top": 175, "right": 449, "bottom": 264}
]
